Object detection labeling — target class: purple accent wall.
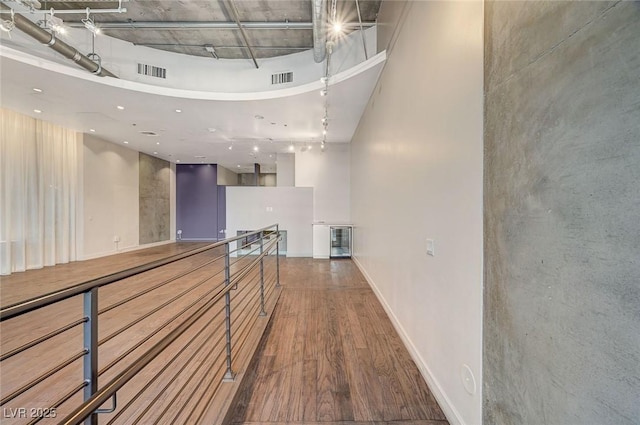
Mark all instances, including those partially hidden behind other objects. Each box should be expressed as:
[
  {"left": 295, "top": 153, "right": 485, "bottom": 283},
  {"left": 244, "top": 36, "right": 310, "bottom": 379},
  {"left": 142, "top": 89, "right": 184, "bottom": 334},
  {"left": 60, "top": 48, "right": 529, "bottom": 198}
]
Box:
[
  {"left": 217, "top": 186, "right": 226, "bottom": 240},
  {"left": 176, "top": 164, "right": 218, "bottom": 240}
]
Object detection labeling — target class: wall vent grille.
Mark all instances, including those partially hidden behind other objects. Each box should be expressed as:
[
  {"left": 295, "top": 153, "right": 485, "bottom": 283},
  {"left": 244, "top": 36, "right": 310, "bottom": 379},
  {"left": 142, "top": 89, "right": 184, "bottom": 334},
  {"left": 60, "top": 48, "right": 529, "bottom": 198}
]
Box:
[
  {"left": 271, "top": 71, "right": 293, "bottom": 85},
  {"left": 137, "top": 63, "right": 167, "bottom": 79}
]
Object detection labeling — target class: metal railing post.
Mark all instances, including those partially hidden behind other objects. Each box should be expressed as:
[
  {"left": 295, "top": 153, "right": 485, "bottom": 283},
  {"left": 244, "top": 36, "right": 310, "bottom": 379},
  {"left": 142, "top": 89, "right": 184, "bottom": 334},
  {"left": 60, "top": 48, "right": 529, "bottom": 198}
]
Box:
[
  {"left": 259, "top": 231, "right": 266, "bottom": 316},
  {"left": 83, "top": 288, "right": 99, "bottom": 425},
  {"left": 276, "top": 225, "right": 280, "bottom": 287},
  {"left": 223, "top": 242, "right": 235, "bottom": 382}
]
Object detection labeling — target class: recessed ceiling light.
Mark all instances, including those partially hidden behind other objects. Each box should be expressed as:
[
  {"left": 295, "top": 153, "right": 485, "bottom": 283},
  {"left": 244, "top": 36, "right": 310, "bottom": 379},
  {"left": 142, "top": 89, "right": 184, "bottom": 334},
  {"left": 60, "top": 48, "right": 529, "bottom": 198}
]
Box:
[
  {"left": 175, "top": 109, "right": 182, "bottom": 113},
  {"left": 288, "top": 144, "right": 295, "bottom": 152},
  {"left": 254, "top": 115, "right": 264, "bottom": 120},
  {"left": 117, "top": 105, "right": 125, "bottom": 110},
  {"left": 33, "top": 109, "right": 42, "bottom": 114},
  {"left": 176, "top": 160, "right": 181, "bottom": 163},
  {"left": 33, "top": 88, "right": 43, "bottom": 93},
  {"left": 333, "top": 22, "right": 343, "bottom": 33},
  {"left": 89, "top": 129, "right": 96, "bottom": 132},
  {"left": 228, "top": 145, "right": 233, "bottom": 150},
  {"left": 237, "top": 164, "right": 241, "bottom": 168},
  {"left": 253, "top": 146, "right": 259, "bottom": 152},
  {"left": 123, "top": 141, "right": 129, "bottom": 144},
  {"left": 156, "top": 142, "right": 160, "bottom": 145},
  {"left": 153, "top": 151, "right": 158, "bottom": 154},
  {"left": 269, "top": 154, "right": 273, "bottom": 158}
]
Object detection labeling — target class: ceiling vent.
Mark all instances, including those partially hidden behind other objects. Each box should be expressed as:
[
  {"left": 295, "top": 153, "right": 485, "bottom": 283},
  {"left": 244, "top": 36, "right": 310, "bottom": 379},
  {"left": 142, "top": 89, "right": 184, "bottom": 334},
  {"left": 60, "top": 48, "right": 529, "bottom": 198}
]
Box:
[
  {"left": 137, "top": 63, "right": 167, "bottom": 79},
  {"left": 139, "top": 131, "right": 158, "bottom": 136},
  {"left": 271, "top": 71, "right": 293, "bottom": 85}
]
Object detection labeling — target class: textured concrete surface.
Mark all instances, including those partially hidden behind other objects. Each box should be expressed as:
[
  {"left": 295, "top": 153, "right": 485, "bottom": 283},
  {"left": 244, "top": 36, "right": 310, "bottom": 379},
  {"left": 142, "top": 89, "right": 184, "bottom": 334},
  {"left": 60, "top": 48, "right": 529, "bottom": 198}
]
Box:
[
  {"left": 139, "top": 153, "right": 170, "bottom": 244},
  {"left": 484, "top": 2, "right": 640, "bottom": 425}
]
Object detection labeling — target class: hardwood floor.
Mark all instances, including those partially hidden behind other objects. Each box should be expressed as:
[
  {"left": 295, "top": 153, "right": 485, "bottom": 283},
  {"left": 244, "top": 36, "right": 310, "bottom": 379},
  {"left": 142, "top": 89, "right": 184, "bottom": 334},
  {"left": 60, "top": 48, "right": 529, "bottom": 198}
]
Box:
[
  {"left": 0, "top": 243, "right": 279, "bottom": 425},
  {"left": 230, "top": 258, "right": 449, "bottom": 425},
  {"left": 1, "top": 249, "right": 449, "bottom": 425},
  {"left": 0, "top": 242, "right": 211, "bottom": 308}
]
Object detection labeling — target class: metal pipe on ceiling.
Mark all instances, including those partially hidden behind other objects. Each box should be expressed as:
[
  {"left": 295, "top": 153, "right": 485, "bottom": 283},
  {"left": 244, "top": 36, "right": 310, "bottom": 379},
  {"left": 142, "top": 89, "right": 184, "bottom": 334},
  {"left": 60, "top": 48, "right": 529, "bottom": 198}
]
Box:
[
  {"left": 224, "top": 0, "right": 259, "bottom": 68},
  {"left": 312, "top": 0, "right": 327, "bottom": 63},
  {"left": 0, "top": 3, "right": 117, "bottom": 78},
  {"left": 135, "top": 43, "right": 311, "bottom": 51},
  {"left": 63, "top": 20, "right": 375, "bottom": 30},
  {"left": 355, "top": 0, "right": 368, "bottom": 60}
]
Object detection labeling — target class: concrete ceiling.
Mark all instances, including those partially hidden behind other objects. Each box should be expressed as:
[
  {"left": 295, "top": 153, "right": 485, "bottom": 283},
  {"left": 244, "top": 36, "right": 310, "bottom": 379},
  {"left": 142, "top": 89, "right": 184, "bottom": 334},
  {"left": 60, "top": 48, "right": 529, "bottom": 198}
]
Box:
[
  {"left": 0, "top": 0, "right": 384, "bottom": 173},
  {"left": 41, "top": 0, "right": 381, "bottom": 59}
]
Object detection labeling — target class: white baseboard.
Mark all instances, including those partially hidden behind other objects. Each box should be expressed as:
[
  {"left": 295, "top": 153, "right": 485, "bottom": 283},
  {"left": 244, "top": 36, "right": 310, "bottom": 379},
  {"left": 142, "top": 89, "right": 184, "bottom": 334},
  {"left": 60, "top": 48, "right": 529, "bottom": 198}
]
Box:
[
  {"left": 82, "top": 239, "right": 175, "bottom": 261},
  {"left": 352, "top": 255, "right": 466, "bottom": 425}
]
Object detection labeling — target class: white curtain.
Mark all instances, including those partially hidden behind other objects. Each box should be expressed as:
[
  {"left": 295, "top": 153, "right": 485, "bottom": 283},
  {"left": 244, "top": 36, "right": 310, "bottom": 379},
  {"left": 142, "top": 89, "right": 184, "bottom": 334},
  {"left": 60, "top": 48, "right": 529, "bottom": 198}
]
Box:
[{"left": 1, "top": 108, "right": 78, "bottom": 275}]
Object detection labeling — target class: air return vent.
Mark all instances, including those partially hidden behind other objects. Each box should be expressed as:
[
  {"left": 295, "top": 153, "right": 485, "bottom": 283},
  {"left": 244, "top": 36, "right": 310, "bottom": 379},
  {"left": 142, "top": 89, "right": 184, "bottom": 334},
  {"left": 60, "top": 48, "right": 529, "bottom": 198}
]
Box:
[
  {"left": 137, "top": 63, "right": 167, "bottom": 79},
  {"left": 271, "top": 71, "right": 293, "bottom": 85}
]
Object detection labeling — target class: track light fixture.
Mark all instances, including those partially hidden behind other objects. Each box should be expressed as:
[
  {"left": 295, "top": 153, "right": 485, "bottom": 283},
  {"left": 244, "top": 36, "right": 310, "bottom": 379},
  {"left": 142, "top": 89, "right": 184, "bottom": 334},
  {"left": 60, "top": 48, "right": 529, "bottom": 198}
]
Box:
[
  {"left": 48, "top": 13, "right": 66, "bottom": 34},
  {"left": 0, "top": 9, "right": 15, "bottom": 35},
  {"left": 82, "top": 9, "right": 100, "bottom": 35},
  {"left": 205, "top": 45, "right": 219, "bottom": 59}
]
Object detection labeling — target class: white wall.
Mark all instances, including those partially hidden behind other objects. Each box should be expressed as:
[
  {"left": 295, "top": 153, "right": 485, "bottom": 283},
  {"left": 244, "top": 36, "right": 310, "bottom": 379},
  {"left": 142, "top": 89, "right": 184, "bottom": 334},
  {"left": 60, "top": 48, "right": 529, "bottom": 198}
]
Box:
[
  {"left": 350, "top": 2, "right": 483, "bottom": 425},
  {"left": 295, "top": 143, "right": 350, "bottom": 223},
  {"left": 276, "top": 153, "right": 295, "bottom": 187},
  {"left": 83, "top": 134, "right": 139, "bottom": 258},
  {"left": 226, "top": 187, "right": 313, "bottom": 257}
]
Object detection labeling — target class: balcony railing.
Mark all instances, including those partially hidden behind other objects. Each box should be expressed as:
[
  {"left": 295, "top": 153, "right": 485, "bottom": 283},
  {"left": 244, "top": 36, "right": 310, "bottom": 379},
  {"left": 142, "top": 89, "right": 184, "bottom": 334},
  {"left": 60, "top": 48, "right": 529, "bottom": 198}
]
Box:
[{"left": 0, "top": 224, "right": 281, "bottom": 425}]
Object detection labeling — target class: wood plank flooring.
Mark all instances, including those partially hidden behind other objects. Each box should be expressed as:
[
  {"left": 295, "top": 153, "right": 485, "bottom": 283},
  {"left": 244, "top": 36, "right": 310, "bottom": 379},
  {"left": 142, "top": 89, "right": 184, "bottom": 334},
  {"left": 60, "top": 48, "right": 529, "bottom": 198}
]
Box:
[
  {"left": 0, "top": 243, "right": 280, "bottom": 425},
  {"left": 229, "top": 258, "right": 449, "bottom": 425},
  {"left": 1, "top": 248, "right": 449, "bottom": 425},
  {"left": 0, "top": 242, "right": 211, "bottom": 308}
]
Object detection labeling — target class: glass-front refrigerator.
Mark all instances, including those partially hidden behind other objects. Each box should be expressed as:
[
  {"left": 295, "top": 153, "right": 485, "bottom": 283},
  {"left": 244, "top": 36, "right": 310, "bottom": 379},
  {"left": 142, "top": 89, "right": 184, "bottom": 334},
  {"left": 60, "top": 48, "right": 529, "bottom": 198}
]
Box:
[{"left": 330, "top": 226, "right": 352, "bottom": 258}]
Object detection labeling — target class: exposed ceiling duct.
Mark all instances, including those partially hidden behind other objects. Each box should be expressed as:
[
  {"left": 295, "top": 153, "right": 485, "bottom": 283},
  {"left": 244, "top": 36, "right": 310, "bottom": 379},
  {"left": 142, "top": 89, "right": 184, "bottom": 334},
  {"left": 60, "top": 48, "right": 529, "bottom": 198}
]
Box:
[
  {"left": 312, "top": 0, "right": 327, "bottom": 63},
  {"left": 0, "top": 3, "right": 117, "bottom": 78}
]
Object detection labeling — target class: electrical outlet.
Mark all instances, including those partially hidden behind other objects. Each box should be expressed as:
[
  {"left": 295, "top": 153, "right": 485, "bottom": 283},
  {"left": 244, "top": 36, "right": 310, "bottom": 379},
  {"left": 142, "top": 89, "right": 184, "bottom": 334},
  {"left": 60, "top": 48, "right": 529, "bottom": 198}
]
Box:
[{"left": 426, "top": 239, "right": 435, "bottom": 256}]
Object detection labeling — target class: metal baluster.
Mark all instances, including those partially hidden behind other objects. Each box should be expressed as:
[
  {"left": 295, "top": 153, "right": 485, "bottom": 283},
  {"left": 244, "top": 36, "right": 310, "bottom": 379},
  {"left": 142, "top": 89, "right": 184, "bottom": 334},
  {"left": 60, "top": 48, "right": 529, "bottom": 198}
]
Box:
[
  {"left": 259, "top": 231, "right": 267, "bottom": 316},
  {"left": 223, "top": 241, "right": 235, "bottom": 381},
  {"left": 276, "top": 225, "right": 281, "bottom": 287},
  {"left": 83, "top": 288, "right": 98, "bottom": 425}
]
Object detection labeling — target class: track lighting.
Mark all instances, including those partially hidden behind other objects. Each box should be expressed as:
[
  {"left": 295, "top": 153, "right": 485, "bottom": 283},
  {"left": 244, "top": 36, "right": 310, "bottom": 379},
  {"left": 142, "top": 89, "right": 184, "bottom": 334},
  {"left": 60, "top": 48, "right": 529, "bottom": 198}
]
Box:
[
  {"left": 0, "top": 19, "right": 14, "bottom": 33},
  {"left": 48, "top": 14, "right": 66, "bottom": 34},
  {"left": 1, "top": 9, "right": 15, "bottom": 34},
  {"left": 82, "top": 10, "right": 100, "bottom": 35},
  {"left": 205, "top": 45, "right": 219, "bottom": 59}
]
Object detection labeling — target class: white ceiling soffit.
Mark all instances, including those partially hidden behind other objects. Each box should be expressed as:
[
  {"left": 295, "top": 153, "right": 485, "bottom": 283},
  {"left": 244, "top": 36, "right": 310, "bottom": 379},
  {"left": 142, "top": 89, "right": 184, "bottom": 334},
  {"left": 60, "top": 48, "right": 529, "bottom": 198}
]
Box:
[{"left": 0, "top": 45, "right": 386, "bottom": 169}]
